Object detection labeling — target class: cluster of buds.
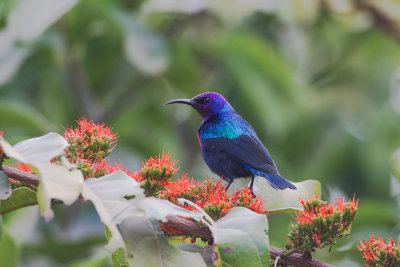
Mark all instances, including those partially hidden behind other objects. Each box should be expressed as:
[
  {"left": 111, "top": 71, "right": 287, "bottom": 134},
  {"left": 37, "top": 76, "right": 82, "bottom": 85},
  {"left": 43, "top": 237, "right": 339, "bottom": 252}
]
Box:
[
  {"left": 63, "top": 117, "right": 118, "bottom": 163},
  {"left": 285, "top": 194, "right": 358, "bottom": 258},
  {"left": 63, "top": 117, "right": 121, "bottom": 179},
  {"left": 159, "top": 175, "right": 267, "bottom": 221},
  {"left": 138, "top": 152, "right": 179, "bottom": 196},
  {"left": 358, "top": 236, "right": 400, "bottom": 266}
]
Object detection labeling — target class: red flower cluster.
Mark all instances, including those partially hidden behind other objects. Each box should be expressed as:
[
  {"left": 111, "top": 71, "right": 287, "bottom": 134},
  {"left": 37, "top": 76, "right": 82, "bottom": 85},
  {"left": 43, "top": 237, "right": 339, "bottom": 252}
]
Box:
[
  {"left": 136, "top": 152, "right": 179, "bottom": 196},
  {"left": 64, "top": 117, "right": 118, "bottom": 163},
  {"left": 140, "top": 152, "right": 178, "bottom": 184},
  {"left": 358, "top": 236, "right": 400, "bottom": 266},
  {"left": 285, "top": 194, "right": 358, "bottom": 258},
  {"left": 62, "top": 117, "right": 179, "bottom": 198},
  {"left": 63, "top": 117, "right": 127, "bottom": 179},
  {"left": 159, "top": 175, "right": 267, "bottom": 221}
]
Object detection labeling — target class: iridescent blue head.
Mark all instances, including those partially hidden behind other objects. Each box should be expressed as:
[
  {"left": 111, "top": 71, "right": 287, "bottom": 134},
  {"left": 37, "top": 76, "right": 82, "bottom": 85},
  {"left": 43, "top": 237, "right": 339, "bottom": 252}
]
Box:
[{"left": 165, "top": 92, "right": 234, "bottom": 118}]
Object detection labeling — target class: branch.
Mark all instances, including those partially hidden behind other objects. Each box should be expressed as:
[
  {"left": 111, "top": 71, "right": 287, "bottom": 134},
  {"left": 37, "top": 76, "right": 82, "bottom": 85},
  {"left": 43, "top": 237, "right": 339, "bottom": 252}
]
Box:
[
  {"left": 3, "top": 165, "right": 39, "bottom": 186},
  {"left": 352, "top": 0, "right": 400, "bottom": 42},
  {"left": 165, "top": 216, "right": 333, "bottom": 267},
  {"left": 2, "top": 165, "right": 333, "bottom": 267}
]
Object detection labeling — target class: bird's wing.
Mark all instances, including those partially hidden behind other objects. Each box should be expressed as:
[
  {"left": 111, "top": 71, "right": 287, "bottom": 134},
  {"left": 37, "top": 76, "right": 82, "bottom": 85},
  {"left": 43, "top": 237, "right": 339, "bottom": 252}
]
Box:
[{"left": 202, "top": 134, "right": 279, "bottom": 175}]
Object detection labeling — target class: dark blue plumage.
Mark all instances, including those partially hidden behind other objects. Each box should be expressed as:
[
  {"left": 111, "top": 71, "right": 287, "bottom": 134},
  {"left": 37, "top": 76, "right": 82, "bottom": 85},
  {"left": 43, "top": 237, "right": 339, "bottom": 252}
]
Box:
[{"left": 165, "top": 92, "right": 296, "bottom": 196}]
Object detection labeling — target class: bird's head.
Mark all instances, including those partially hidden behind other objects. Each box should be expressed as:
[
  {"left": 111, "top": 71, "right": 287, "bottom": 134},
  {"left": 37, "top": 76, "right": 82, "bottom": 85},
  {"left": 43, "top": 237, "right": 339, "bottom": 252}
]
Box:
[{"left": 165, "top": 92, "right": 234, "bottom": 118}]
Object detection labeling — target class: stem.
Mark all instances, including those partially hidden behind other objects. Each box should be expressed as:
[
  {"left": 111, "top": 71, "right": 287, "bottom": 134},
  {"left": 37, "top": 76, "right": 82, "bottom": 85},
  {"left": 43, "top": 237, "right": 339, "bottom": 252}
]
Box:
[
  {"left": 2, "top": 164, "right": 333, "bottom": 267},
  {"left": 3, "top": 165, "right": 40, "bottom": 186}
]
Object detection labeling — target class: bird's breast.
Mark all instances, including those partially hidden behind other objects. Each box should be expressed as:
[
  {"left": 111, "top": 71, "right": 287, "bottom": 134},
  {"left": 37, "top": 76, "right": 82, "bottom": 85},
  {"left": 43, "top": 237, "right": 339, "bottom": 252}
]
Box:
[{"left": 199, "top": 118, "right": 249, "bottom": 140}]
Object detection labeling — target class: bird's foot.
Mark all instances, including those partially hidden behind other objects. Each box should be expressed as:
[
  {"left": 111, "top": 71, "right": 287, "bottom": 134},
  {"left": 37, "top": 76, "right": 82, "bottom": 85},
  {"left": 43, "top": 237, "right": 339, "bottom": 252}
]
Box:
[{"left": 250, "top": 190, "right": 256, "bottom": 199}]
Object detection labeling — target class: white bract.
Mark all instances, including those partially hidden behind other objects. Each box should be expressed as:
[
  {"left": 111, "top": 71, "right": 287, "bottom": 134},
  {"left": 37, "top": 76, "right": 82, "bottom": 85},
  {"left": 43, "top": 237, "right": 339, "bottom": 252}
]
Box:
[{"left": 0, "top": 133, "right": 84, "bottom": 220}]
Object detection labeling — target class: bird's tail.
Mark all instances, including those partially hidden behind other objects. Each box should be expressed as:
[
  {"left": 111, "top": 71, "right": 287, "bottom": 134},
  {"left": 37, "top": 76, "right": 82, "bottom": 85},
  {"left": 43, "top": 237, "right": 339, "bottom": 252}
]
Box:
[{"left": 262, "top": 173, "right": 297, "bottom": 190}]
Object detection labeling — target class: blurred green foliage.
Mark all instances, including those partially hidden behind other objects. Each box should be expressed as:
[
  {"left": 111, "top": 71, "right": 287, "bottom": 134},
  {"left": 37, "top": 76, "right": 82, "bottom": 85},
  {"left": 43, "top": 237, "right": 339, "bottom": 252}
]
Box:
[{"left": 1, "top": 0, "right": 400, "bottom": 265}]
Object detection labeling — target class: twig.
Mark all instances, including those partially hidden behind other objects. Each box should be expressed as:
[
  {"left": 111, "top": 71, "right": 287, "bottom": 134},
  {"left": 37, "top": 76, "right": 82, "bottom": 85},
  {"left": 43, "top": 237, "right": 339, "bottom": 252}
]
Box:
[
  {"left": 353, "top": 0, "right": 400, "bottom": 42},
  {"left": 164, "top": 215, "right": 333, "bottom": 267},
  {"left": 3, "top": 165, "right": 39, "bottom": 186},
  {"left": 2, "top": 164, "right": 333, "bottom": 267}
]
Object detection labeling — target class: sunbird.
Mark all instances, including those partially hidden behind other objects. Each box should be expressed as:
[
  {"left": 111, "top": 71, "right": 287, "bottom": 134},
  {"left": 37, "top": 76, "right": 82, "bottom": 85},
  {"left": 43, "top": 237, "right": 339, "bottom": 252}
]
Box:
[{"left": 165, "top": 92, "right": 296, "bottom": 196}]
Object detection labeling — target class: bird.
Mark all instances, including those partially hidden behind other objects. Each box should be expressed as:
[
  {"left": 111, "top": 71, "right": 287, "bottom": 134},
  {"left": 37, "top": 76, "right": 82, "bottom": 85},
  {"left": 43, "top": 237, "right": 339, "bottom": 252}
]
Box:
[{"left": 165, "top": 92, "right": 296, "bottom": 196}]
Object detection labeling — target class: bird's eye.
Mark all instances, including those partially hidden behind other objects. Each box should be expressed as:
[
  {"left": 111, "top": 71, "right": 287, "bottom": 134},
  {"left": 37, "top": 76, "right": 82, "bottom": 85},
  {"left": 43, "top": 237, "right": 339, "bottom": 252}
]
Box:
[{"left": 203, "top": 97, "right": 211, "bottom": 104}]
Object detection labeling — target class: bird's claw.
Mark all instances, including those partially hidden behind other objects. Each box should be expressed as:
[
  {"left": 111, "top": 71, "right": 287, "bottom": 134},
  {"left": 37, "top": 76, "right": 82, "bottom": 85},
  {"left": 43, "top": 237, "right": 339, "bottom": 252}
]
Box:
[{"left": 250, "top": 190, "right": 256, "bottom": 199}]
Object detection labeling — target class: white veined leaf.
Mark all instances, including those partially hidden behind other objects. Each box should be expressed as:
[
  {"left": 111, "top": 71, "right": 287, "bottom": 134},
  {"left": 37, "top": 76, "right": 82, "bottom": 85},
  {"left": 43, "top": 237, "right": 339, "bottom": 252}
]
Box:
[
  {"left": 13, "top": 132, "right": 69, "bottom": 163},
  {"left": 213, "top": 207, "right": 270, "bottom": 266},
  {"left": 82, "top": 171, "right": 204, "bottom": 252},
  {"left": 115, "top": 197, "right": 203, "bottom": 224},
  {"left": 81, "top": 171, "right": 145, "bottom": 252},
  {"left": 120, "top": 216, "right": 207, "bottom": 267},
  {"left": 0, "top": 133, "right": 83, "bottom": 221},
  {"left": 0, "top": 171, "right": 12, "bottom": 200},
  {"left": 36, "top": 163, "right": 83, "bottom": 220}
]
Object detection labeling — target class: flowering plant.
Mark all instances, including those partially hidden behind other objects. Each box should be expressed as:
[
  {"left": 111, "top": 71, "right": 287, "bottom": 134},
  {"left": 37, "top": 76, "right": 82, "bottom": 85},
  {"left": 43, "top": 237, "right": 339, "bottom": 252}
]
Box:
[
  {"left": 60, "top": 117, "right": 268, "bottom": 224},
  {"left": 285, "top": 194, "right": 358, "bottom": 258},
  {"left": 358, "top": 236, "right": 400, "bottom": 267},
  {"left": 0, "top": 118, "right": 364, "bottom": 266}
]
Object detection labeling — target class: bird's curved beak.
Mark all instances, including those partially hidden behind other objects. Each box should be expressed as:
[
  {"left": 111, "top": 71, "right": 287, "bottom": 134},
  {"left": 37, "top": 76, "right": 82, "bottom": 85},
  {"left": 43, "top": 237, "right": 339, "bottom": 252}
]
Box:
[{"left": 164, "top": 98, "right": 194, "bottom": 106}]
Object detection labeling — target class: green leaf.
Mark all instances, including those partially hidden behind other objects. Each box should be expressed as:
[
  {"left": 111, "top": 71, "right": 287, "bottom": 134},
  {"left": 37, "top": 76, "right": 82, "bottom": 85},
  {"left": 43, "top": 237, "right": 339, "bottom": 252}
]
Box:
[
  {"left": 0, "top": 171, "right": 12, "bottom": 200},
  {"left": 230, "top": 178, "right": 321, "bottom": 214},
  {"left": 213, "top": 207, "right": 270, "bottom": 267},
  {"left": 0, "top": 133, "right": 84, "bottom": 220},
  {"left": 267, "top": 207, "right": 302, "bottom": 216},
  {"left": 120, "top": 216, "right": 206, "bottom": 267},
  {"left": 105, "top": 226, "right": 129, "bottom": 267},
  {"left": 0, "top": 229, "right": 19, "bottom": 267},
  {"left": 0, "top": 187, "right": 37, "bottom": 215}
]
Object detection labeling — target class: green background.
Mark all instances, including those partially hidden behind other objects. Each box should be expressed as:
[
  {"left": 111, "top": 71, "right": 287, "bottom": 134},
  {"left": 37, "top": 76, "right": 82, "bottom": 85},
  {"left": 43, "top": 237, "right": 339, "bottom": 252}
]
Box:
[{"left": 1, "top": 0, "right": 400, "bottom": 266}]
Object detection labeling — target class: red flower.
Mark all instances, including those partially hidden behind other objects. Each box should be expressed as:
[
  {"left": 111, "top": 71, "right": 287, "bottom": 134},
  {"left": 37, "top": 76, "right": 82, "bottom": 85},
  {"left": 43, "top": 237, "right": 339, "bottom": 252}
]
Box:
[
  {"left": 358, "top": 236, "right": 400, "bottom": 266},
  {"left": 160, "top": 176, "right": 267, "bottom": 221},
  {"left": 231, "top": 188, "right": 267, "bottom": 215},
  {"left": 15, "top": 163, "right": 33, "bottom": 173},
  {"left": 140, "top": 152, "right": 178, "bottom": 185},
  {"left": 286, "top": 195, "right": 358, "bottom": 258},
  {"left": 63, "top": 117, "right": 118, "bottom": 162}
]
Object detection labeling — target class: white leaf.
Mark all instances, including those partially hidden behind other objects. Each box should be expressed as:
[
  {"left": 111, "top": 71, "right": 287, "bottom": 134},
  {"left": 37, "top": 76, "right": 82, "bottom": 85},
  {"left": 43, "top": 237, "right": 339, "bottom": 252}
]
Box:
[
  {"left": 0, "top": 133, "right": 83, "bottom": 221},
  {"left": 120, "top": 216, "right": 207, "bottom": 267},
  {"left": 81, "top": 171, "right": 145, "bottom": 252},
  {"left": 0, "top": 171, "right": 12, "bottom": 200},
  {"left": 214, "top": 207, "right": 270, "bottom": 266},
  {"left": 36, "top": 162, "right": 83, "bottom": 220},
  {"left": 13, "top": 132, "right": 69, "bottom": 163}
]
